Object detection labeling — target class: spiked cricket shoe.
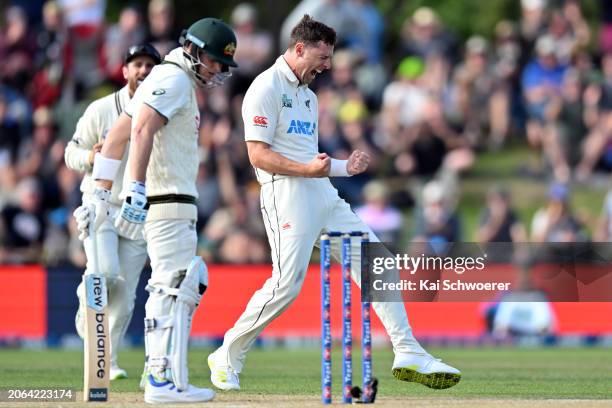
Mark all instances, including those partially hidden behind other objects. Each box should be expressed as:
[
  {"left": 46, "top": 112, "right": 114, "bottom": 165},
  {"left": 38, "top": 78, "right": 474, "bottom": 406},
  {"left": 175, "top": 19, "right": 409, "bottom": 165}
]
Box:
[
  {"left": 392, "top": 352, "right": 461, "bottom": 389},
  {"left": 144, "top": 375, "right": 215, "bottom": 404},
  {"left": 207, "top": 353, "right": 240, "bottom": 390}
]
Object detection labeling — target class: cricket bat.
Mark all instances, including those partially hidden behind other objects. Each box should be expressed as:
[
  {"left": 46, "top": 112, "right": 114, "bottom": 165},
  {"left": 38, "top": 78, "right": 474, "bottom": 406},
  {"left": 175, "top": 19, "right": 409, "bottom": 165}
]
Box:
[{"left": 83, "top": 228, "right": 109, "bottom": 402}]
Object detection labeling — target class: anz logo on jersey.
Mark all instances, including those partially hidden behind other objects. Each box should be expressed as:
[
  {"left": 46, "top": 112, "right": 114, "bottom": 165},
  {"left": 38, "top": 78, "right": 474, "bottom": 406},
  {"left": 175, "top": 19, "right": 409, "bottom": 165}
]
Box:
[{"left": 286, "top": 119, "right": 316, "bottom": 136}]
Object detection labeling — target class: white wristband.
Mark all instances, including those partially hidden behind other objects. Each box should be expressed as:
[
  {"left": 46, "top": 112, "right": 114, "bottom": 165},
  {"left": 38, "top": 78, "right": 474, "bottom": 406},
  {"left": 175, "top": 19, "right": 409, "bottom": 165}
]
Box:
[
  {"left": 329, "top": 158, "right": 351, "bottom": 177},
  {"left": 92, "top": 153, "right": 122, "bottom": 181}
]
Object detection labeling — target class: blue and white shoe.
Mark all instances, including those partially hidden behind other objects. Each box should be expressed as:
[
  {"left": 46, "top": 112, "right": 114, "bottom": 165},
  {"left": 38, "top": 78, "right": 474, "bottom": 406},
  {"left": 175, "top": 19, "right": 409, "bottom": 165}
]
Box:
[{"left": 144, "top": 374, "right": 215, "bottom": 404}]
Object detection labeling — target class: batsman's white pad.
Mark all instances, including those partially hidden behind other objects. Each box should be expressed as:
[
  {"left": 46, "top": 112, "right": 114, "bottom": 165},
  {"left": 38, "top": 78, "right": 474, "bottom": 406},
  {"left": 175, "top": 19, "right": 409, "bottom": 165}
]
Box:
[{"left": 143, "top": 256, "right": 208, "bottom": 390}]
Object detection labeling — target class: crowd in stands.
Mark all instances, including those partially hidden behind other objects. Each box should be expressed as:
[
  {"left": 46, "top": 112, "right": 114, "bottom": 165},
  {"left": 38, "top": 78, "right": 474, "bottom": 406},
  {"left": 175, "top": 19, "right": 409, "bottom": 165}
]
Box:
[{"left": 1, "top": 0, "right": 612, "bottom": 268}]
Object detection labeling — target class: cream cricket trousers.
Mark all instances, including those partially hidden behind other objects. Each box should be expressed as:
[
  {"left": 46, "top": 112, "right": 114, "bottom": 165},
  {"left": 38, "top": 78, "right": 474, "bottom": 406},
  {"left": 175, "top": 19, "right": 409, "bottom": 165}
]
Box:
[
  {"left": 81, "top": 201, "right": 148, "bottom": 367},
  {"left": 218, "top": 177, "right": 426, "bottom": 372}
]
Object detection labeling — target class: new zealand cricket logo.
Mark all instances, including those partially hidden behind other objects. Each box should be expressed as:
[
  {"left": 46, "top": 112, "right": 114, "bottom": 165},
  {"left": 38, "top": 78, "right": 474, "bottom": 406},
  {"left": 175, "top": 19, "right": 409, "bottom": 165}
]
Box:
[{"left": 282, "top": 93, "right": 293, "bottom": 108}]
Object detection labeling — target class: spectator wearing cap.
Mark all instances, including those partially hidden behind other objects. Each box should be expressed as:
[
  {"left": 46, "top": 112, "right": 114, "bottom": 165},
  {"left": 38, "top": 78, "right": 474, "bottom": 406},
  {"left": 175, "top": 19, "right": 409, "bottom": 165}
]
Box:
[
  {"left": 448, "top": 35, "right": 504, "bottom": 149},
  {"left": 519, "top": 0, "right": 547, "bottom": 47},
  {"left": 531, "top": 183, "right": 587, "bottom": 242},
  {"left": 522, "top": 35, "right": 569, "bottom": 151},
  {"left": 399, "top": 6, "right": 457, "bottom": 63},
  {"left": 381, "top": 56, "right": 429, "bottom": 139},
  {"left": 228, "top": 3, "right": 272, "bottom": 97},
  {"left": 103, "top": 4, "right": 147, "bottom": 85}
]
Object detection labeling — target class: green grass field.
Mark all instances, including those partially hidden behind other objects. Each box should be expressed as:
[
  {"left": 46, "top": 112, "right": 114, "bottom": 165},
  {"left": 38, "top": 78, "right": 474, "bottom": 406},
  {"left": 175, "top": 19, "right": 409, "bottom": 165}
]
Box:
[{"left": 1, "top": 346, "right": 611, "bottom": 406}]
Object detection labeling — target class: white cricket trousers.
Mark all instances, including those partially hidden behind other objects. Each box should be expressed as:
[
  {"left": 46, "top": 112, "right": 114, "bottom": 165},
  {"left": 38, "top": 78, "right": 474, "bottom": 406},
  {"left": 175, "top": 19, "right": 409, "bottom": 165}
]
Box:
[
  {"left": 218, "top": 177, "right": 426, "bottom": 372},
  {"left": 81, "top": 202, "right": 148, "bottom": 367},
  {"left": 143, "top": 218, "right": 198, "bottom": 321}
]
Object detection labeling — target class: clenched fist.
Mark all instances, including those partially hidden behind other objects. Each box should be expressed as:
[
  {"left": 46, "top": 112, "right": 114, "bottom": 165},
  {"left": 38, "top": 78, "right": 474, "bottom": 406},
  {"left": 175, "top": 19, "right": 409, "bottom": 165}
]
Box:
[
  {"left": 347, "top": 150, "right": 370, "bottom": 175},
  {"left": 305, "top": 153, "right": 331, "bottom": 177}
]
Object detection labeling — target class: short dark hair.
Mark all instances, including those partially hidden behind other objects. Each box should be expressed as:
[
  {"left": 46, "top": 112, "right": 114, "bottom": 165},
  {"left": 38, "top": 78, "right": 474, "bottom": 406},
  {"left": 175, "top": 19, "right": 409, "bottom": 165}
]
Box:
[{"left": 288, "top": 15, "right": 336, "bottom": 49}]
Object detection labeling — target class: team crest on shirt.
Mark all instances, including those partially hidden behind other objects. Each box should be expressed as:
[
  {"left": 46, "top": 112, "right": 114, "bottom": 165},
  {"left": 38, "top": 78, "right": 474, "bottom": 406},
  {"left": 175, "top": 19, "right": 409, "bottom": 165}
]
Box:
[
  {"left": 305, "top": 99, "right": 310, "bottom": 110},
  {"left": 282, "top": 94, "right": 292, "bottom": 108}
]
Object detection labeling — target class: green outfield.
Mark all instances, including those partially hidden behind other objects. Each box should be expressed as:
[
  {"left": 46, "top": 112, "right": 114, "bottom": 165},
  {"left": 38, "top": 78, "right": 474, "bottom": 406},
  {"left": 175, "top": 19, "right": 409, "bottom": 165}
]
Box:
[{"left": 0, "top": 347, "right": 611, "bottom": 406}]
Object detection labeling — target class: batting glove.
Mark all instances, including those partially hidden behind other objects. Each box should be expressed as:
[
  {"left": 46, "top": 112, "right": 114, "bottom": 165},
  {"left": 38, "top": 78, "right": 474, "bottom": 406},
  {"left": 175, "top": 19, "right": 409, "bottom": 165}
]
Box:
[
  {"left": 73, "top": 187, "right": 111, "bottom": 241},
  {"left": 115, "top": 181, "right": 148, "bottom": 240}
]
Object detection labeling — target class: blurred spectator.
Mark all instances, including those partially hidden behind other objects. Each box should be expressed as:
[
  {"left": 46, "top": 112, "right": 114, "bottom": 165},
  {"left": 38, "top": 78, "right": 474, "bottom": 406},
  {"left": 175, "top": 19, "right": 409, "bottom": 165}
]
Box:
[
  {"left": 522, "top": 35, "right": 568, "bottom": 151},
  {"left": 349, "top": 0, "right": 384, "bottom": 64},
  {"left": 545, "top": 69, "right": 586, "bottom": 182},
  {"left": 491, "top": 268, "right": 555, "bottom": 339},
  {"left": 381, "top": 56, "right": 428, "bottom": 144},
  {"left": 145, "top": 0, "right": 179, "bottom": 57},
  {"left": 103, "top": 5, "right": 146, "bottom": 85},
  {"left": 0, "top": 94, "right": 21, "bottom": 194},
  {"left": 228, "top": 3, "right": 273, "bottom": 97},
  {"left": 43, "top": 162, "right": 79, "bottom": 265},
  {"left": 199, "top": 195, "right": 267, "bottom": 264},
  {"left": 599, "top": 0, "right": 612, "bottom": 54},
  {"left": 398, "top": 7, "right": 457, "bottom": 63},
  {"left": 58, "top": 0, "right": 107, "bottom": 92},
  {"left": 355, "top": 180, "right": 403, "bottom": 243},
  {"left": 0, "top": 6, "right": 37, "bottom": 92},
  {"left": 325, "top": 98, "right": 376, "bottom": 203},
  {"left": 382, "top": 57, "right": 474, "bottom": 178},
  {"left": 280, "top": 0, "right": 366, "bottom": 54},
  {"left": 546, "top": 5, "right": 590, "bottom": 65},
  {"left": 31, "top": 0, "right": 67, "bottom": 108},
  {"left": 575, "top": 53, "right": 612, "bottom": 181},
  {"left": 0, "top": 177, "right": 46, "bottom": 264},
  {"left": 477, "top": 186, "right": 527, "bottom": 244},
  {"left": 413, "top": 180, "right": 461, "bottom": 242},
  {"left": 16, "top": 107, "right": 61, "bottom": 182},
  {"left": 594, "top": 188, "right": 612, "bottom": 241},
  {"left": 519, "top": 0, "right": 547, "bottom": 49},
  {"left": 448, "top": 35, "right": 510, "bottom": 149},
  {"left": 531, "top": 183, "right": 588, "bottom": 243}
]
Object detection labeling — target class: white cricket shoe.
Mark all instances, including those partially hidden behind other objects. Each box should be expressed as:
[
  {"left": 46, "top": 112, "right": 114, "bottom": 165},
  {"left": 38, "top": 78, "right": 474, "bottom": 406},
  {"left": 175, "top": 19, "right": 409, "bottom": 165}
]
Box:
[
  {"left": 207, "top": 353, "right": 240, "bottom": 391},
  {"left": 75, "top": 283, "right": 85, "bottom": 339},
  {"left": 144, "top": 374, "right": 215, "bottom": 404},
  {"left": 392, "top": 352, "right": 461, "bottom": 389},
  {"left": 110, "top": 365, "right": 128, "bottom": 380}
]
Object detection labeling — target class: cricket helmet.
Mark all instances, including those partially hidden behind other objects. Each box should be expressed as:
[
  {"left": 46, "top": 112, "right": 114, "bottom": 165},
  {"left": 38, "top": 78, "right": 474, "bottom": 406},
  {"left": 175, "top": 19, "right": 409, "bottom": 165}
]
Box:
[{"left": 179, "top": 18, "right": 238, "bottom": 87}]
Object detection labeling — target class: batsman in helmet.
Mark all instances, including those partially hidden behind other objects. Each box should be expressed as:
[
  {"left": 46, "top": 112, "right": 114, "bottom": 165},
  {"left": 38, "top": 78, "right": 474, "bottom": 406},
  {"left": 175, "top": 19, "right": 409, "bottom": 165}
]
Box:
[{"left": 73, "top": 18, "right": 238, "bottom": 403}]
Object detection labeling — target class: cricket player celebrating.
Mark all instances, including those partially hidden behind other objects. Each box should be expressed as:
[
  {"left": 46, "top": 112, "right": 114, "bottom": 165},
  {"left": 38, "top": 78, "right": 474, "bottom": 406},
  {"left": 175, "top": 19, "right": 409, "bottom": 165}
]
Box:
[
  {"left": 65, "top": 43, "right": 161, "bottom": 381},
  {"left": 74, "top": 18, "right": 238, "bottom": 403},
  {"left": 208, "top": 15, "right": 461, "bottom": 391}
]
